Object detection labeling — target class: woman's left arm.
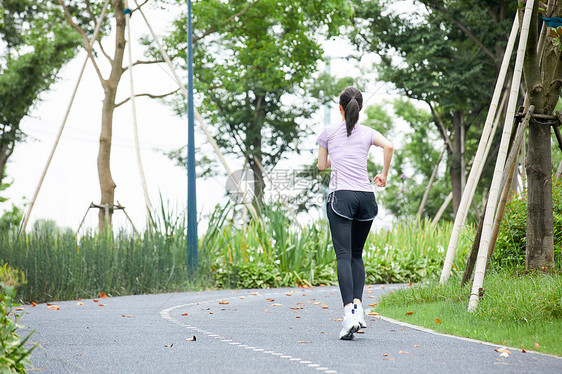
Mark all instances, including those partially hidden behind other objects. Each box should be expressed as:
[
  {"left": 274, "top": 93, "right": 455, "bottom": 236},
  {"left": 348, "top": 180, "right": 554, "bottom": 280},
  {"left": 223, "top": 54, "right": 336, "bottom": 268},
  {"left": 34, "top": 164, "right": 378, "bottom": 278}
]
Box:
[
  {"left": 372, "top": 133, "right": 393, "bottom": 187},
  {"left": 318, "top": 145, "right": 331, "bottom": 171}
]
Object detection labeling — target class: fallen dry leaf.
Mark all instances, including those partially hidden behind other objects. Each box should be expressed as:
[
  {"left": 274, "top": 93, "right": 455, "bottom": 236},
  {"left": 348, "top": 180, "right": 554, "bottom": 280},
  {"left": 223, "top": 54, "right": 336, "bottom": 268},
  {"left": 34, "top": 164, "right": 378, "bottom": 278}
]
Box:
[
  {"left": 522, "top": 348, "right": 527, "bottom": 353},
  {"left": 398, "top": 351, "right": 409, "bottom": 354},
  {"left": 313, "top": 302, "right": 322, "bottom": 305},
  {"left": 272, "top": 303, "right": 283, "bottom": 307},
  {"left": 264, "top": 309, "right": 269, "bottom": 312},
  {"left": 367, "top": 290, "right": 372, "bottom": 294},
  {"left": 93, "top": 299, "right": 99, "bottom": 303},
  {"left": 368, "top": 303, "right": 378, "bottom": 307},
  {"left": 202, "top": 307, "right": 210, "bottom": 310},
  {"left": 285, "top": 293, "right": 292, "bottom": 296},
  {"left": 296, "top": 302, "right": 304, "bottom": 305},
  {"left": 98, "top": 304, "right": 106, "bottom": 307},
  {"left": 209, "top": 311, "right": 214, "bottom": 314},
  {"left": 322, "top": 305, "right": 329, "bottom": 309},
  {"left": 382, "top": 353, "right": 388, "bottom": 357},
  {"left": 356, "top": 330, "right": 365, "bottom": 334},
  {"left": 435, "top": 319, "right": 442, "bottom": 324},
  {"left": 15, "top": 307, "right": 23, "bottom": 311},
  {"left": 500, "top": 351, "right": 510, "bottom": 358},
  {"left": 218, "top": 300, "right": 229, "bottom": 305},
  {"left": 401, "top": 328, "right": 405, "bottom": 331},
  {"left": 383, "top": 358, "right": 395, "bottom": 361},
  {"left": 368, "top": 312, "right": 379, "bottom": 316},
  {"left": 240, "top": 296, "right": 245, "bottom": 299},
  {"left": 297, "top": 341, "right": 311, "bottom": 343},
  {"left": 76, "top": 302, "right": 84, "bottom": 306},
  {"left": 186, "top": 336, "right": 196, "bottom": 341},
  {"left": 251, "top": 292, "right": 259, "bottom": 296},
  {"left": 99, "top": 292, "right": 109, "bottom": 299},
  {"left": 47, "top": 305, "right": 60, "bottom": 310},
  {"left": 291, "top": 307, "right": 304, "bottom": 310},
  {"left": 413, "top": 345, "right": 421, "bottom": 348},
  {"left": 31, "top": 302, "right": 37, "bottom": 307},
  {"left": 405, "top": 311, "right": 414, "bottom": 316},
  {"left": 181, "top": 313, "right": 188, "bottom": 316},
  {"left": 296, "top": 316, "right": 301, "bottom": 319},
  {"left": 334, "top": 318, "right": 343, "bottom": 321},
  {"left": 407, "top": 282, "right": 413, "bottom": 287},
  {"left": 164, "top": 344, "right": 173, "bottom": 348},
  {"left": 379, "top": 285, "right": 386, "bottom": 289},
  {"left": 266, "top": 298, "right": 275, "bottom": 302}
]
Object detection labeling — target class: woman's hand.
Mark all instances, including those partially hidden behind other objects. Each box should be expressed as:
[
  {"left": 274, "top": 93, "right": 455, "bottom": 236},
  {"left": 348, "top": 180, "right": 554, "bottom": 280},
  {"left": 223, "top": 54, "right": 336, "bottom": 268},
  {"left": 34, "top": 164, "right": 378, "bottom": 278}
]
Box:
[{"left": 373, "top": 174, "right": 387, "bottom": 187}]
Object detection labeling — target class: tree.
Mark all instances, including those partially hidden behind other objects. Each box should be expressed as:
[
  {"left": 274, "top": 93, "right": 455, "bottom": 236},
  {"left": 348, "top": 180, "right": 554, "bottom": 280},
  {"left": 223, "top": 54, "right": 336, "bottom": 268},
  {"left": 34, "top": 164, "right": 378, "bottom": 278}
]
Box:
[
  {"left": 59, "top": 0, "right": 173, "bottom": 230},
  {"left": 162, "top": 0, "right": 353, "bottom": 209},
  {"left": 0, "top": 0, "right": 81, "bottom": 191},
  {"left": 521, "top": 1, "right": 558, "bottom": 269},
  {"left": 349, "top": 0, "right": 517, "bottom": 217}
]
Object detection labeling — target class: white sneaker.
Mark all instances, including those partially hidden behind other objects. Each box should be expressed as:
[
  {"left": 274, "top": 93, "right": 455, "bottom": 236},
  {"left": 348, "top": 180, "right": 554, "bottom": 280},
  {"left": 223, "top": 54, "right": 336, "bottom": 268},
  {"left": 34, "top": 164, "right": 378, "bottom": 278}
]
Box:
[
  {"left": 339, "top": 309, "right": 360, "bottom": 340},
  {"left": 354, "top": 304, "right": 367, "bottom": 329}
]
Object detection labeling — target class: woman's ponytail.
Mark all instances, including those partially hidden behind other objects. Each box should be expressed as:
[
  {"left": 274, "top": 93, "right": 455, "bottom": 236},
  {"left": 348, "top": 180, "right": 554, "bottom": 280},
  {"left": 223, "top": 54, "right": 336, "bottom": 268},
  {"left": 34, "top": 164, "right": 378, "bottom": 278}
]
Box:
[{"left": 339, "top": 87, "right": 363, "bottom": 137}]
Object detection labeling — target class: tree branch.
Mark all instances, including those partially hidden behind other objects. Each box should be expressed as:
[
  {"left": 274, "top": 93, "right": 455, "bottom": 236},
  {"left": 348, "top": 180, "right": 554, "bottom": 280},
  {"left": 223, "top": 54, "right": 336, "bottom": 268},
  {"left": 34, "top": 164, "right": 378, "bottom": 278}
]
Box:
[
  {"left": 115, "top": 89, "right": 179, "bottom": 108},
  {"left": 428, "top": 102, "right": 453, "bottom": 153},
  {"left": 422, "top": 0, "right": 496, "bottom": 62},
  {"left": 193, "top": 0, "right": 260, "bottom": 43},
  {"left": 59, "top": 0, "right": 105, "bottom": 83},
  {"left": 122, "top": 59, "right": 166, "bottom": 73}
]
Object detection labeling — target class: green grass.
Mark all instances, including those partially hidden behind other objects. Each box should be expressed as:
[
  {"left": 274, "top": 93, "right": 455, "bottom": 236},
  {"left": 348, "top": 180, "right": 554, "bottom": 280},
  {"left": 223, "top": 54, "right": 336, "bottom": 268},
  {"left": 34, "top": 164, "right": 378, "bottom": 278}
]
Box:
[{"left": 374, "top": 271, "right": 562, "bottom": 356}]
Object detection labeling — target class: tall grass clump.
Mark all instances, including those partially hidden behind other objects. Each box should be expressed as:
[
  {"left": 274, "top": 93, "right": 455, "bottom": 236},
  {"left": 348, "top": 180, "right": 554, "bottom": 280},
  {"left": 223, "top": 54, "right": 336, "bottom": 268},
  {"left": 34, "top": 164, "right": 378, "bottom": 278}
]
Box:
[
  {"left": 199, "top": 203, "right": 474, "bottom": 289},
  {"left": 0, "top": 203, "right": 194, "bottom": 303}
]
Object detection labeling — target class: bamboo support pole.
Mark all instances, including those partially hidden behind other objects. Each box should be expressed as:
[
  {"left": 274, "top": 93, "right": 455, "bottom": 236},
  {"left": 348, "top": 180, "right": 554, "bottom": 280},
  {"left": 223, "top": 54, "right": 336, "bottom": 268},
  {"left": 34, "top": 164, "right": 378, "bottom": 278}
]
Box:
[
  {"left": 468, "top": 0, "right": 535, "bottom": 312},
  {"left": 125, "top": 1, "right": 152, "bottom": 216},
  {"left": 417, "top": 146, "right": 446, "bottom": 219},
  {"left": 440, "top": 14, "right": 519, "bottom": 283},
  {"left": 20, "top": 0, "right": 111, "bottom": 235},
  {"left": 556, "top": 160, "right": 562, "bottom": 179},
  {"left": 431, "top": 192, "right": 452, "bottom": 226},
  {"left": 133, "top": 0, "right": 259, "bottom": 219}
]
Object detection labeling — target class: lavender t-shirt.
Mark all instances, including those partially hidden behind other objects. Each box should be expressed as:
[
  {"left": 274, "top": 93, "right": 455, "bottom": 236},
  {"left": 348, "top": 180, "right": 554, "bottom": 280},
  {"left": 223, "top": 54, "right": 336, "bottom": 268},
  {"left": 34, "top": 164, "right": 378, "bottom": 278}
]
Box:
[{"left": 316, "top": 121, "right": 381, "bottom": 193}]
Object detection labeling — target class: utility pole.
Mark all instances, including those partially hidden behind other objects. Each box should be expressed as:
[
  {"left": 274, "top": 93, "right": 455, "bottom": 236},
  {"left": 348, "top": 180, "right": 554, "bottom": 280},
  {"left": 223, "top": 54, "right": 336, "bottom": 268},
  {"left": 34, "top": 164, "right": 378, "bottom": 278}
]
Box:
[{"left": 187, "top": 0, "right": 198, "bottom": 273}]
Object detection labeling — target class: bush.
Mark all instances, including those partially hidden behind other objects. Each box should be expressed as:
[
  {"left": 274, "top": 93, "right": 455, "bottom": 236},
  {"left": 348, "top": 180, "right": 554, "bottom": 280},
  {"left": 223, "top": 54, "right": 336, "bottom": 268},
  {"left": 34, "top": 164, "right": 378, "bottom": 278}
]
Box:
[
  {"left": 494, "top": 176, "right": 562, "bottom": 269},
  {"left": 0, "top": 264, "right": 34, "bottom": 373}
]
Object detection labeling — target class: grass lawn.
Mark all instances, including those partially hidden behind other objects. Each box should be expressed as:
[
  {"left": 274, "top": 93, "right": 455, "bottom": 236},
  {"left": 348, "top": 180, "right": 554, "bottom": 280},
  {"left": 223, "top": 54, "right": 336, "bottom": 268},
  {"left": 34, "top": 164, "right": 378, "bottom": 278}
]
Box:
[{"left": 373, "top": 271, "right": 562, "bottom": 356}]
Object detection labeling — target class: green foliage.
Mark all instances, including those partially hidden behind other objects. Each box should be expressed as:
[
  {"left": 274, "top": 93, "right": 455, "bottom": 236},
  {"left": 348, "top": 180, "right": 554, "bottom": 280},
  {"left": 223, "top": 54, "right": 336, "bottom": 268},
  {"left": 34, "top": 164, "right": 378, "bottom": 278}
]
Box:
[
  {"left": 0, "top": 0, "right": 81, "bottom": 192},
  {"left": 494, "top": 176, "right": 562, "bottom": 269},
  {"left": 0, "top": 264, "right": 34, "bottom": 373},
  {"left": 160, "top": 0, "right": 354, "bottom": 186}
]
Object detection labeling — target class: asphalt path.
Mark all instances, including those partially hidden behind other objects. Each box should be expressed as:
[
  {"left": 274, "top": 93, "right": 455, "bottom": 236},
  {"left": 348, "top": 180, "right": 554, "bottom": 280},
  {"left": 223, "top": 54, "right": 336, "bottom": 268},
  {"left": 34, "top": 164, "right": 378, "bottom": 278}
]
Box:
[{"left": 19, "top": 285, "right": 562, "bottom": 373}]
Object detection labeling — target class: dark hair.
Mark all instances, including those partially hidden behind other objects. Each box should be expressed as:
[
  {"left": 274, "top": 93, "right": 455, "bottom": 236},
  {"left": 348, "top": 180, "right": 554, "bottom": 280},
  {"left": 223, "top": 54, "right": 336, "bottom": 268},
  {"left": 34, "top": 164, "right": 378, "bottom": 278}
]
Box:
[{"left": 339, "top": 87, "right": 363, "bottom": 136}]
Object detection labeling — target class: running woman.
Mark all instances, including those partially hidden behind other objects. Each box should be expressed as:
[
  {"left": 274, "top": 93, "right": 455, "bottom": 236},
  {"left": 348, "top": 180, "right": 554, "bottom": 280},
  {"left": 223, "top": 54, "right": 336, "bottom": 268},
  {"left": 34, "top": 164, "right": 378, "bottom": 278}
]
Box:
[{"left": 317, "top": 87, "right": 393, "bottom": 340}]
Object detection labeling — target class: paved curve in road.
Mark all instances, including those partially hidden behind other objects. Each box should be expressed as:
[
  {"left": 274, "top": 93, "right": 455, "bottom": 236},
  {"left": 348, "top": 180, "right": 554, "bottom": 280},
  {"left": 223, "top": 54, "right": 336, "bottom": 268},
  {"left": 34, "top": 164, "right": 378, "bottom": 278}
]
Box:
[{"left": 19, "top": 285, "right": 562, "bottom": 373}]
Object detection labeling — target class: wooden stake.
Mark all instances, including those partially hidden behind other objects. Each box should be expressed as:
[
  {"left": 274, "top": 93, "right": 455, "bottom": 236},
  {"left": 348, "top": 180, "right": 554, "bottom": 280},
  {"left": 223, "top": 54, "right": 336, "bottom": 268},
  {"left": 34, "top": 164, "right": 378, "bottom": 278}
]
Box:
[
  {"left": 440, "top": 14, "right": 519, "bottom": 283},
  {"left": 468, "top": 0, "right": 535, "bottom": 312}
]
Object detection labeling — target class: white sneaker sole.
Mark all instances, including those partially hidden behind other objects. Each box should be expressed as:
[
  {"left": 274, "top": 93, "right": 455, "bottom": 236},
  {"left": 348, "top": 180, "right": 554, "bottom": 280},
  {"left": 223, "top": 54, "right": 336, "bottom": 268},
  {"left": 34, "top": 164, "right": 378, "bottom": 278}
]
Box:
[{"left": 339, "top": 324, "right": 360, "bottom": 340}]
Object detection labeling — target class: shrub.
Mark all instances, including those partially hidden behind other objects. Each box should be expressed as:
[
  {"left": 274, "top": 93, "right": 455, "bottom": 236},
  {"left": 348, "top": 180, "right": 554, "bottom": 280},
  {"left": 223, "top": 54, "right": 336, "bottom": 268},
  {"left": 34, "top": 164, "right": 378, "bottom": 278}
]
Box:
[
  {"left": 0, "top": 264, "right": 35, "bottom": 373},
  {"left": 494, "top": 176, "right": 562, "bottom": 269}
]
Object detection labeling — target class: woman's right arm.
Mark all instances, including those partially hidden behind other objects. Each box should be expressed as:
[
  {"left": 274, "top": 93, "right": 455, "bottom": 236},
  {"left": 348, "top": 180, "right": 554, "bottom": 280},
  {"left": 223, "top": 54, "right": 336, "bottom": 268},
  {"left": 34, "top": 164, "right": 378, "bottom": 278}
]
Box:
[{"left": 372, "top": 133, "right": 393, "bottom": 187}]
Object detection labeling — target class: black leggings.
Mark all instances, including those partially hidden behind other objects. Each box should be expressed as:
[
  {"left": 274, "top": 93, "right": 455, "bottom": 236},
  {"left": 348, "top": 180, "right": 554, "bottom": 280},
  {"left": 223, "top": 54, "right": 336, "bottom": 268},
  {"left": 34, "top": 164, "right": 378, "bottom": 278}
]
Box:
[{"left": 327, "top": 203, "right": 373, "bottom": 306}]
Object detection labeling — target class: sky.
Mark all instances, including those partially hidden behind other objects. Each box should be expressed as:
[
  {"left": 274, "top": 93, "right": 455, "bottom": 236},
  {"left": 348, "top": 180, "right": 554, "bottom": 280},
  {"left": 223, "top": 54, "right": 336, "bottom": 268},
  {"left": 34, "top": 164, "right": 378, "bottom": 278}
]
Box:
[{"left": 3, "top": 3, "right": 403, "bottom": 235}]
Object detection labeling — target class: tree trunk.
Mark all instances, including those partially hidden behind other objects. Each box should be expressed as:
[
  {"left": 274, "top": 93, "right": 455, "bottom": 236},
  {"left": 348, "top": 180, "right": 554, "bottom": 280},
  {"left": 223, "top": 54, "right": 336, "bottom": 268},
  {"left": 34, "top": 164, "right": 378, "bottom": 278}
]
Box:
[
  {"left": 525, "top": 118, "right": 554, "bottom": 268},
  {"left": 0, "top": 125, "right": 17, "bottom": 187},
  {"left": 449, "top": 110, "right": 464, "bottom": 215},
  {"left": 247, "top": 94, "right": 266, "bottom": 210},
  {"left": 98, "top": 0, "right": 126, "bottom": 231},
  {"left": 522, "top": 0, "right": 557, "bottom": 270}
]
